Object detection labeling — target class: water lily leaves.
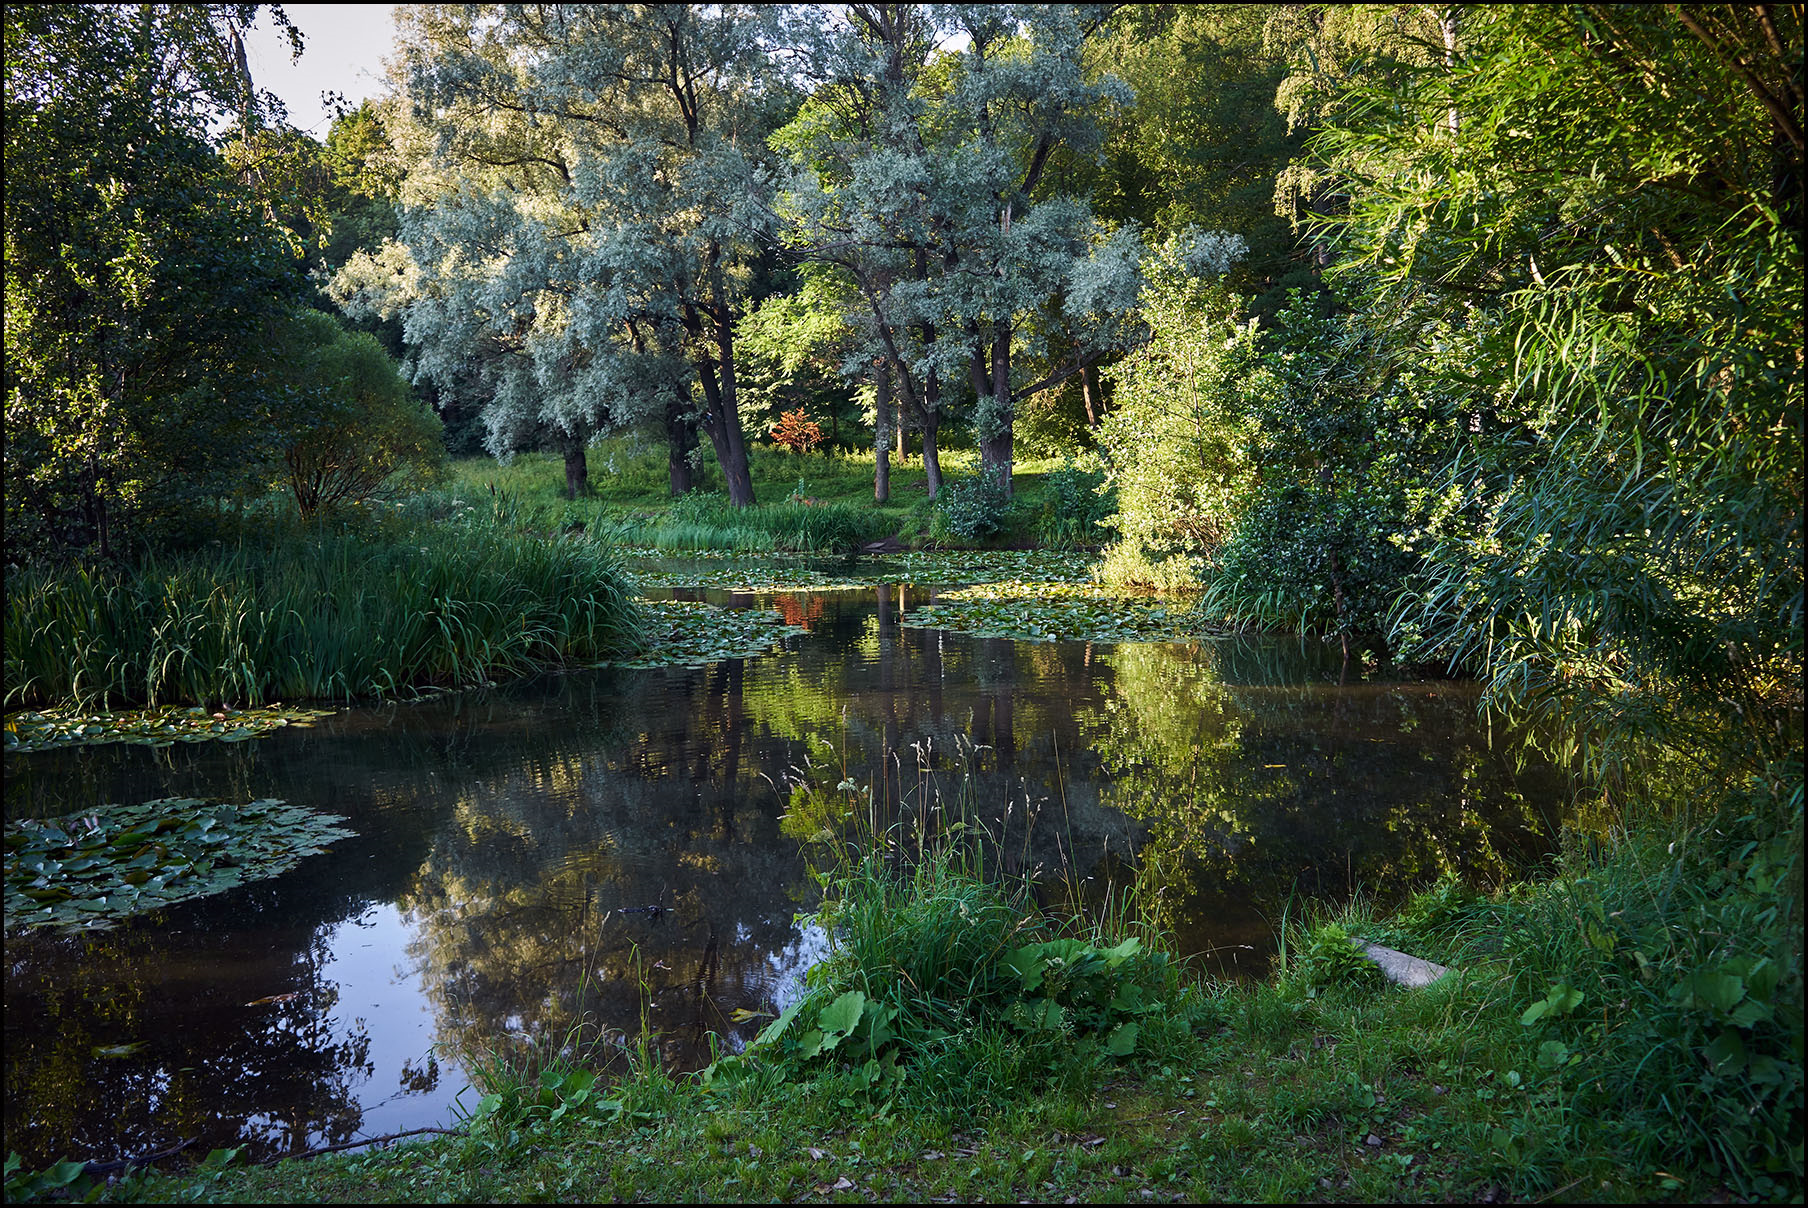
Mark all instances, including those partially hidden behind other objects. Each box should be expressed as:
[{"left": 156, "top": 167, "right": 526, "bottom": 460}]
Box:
[
  {"left": 3, "top": 705, "right": 334, "bottom": 755},
  {"left": 903, "top": 582, "right": 1204, "bottom": 645},
  {"left": 604, "top": 600, "right": 806, "bottom": 669},
  {"left": 4, "top": 798, "right": 355, "bottom": 934}
]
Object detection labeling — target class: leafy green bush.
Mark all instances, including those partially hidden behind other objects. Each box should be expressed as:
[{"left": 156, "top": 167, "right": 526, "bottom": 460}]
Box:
[
  {"left": 705, "top": 844, "right": 1195, "bottom": 1116},
  {"left": 1281, "top": 922, "right": 1385, "bottom": 999},
  {"left": 930, "top": 465, "right": 1014, "bottom": 543},
  {"left": 1035, "top": 455, "right": 1115, "bottom": 549}
]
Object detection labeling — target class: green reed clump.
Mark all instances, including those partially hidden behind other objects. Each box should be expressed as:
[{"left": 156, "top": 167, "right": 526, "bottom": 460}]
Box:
[
  {"left": 614, "top": 492, "right": 893, "bottom": 554},
  {"left": 4, "top": 519, "right": 642, "bottom": 710}
]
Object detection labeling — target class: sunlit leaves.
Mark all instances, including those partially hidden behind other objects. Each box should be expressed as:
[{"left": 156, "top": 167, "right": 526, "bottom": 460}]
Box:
[{"left": 4, "top": 798, "right": 355, "bottom": 934}]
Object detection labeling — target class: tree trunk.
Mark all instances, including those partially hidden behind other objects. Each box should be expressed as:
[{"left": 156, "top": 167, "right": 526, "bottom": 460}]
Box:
[
  {"left": 664, "top": 397, "right": 695, "bottom": 497},
  {"left": 873, "top": 368, "right": 893, "bottom": 503},
  {"left": 694, "top": 353, "right": 756, "bottom": 508},
  {"left": 979, "top": 327, "right": 1014, "bottom": 494},
  {"left": 919, "top": 405, "right": 942, "bottom": 499},
  {"left": 1080, "top": 361, "right": 1102, "bottom": 428},
  {"left": 562, "top": 434, "right": 589, "bottom": 499},
  {"left": 708, "top": 305, "right": 756, "bottom": 508}
]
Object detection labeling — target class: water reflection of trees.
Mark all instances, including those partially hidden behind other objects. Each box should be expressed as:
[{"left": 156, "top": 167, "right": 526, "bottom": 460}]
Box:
[
  {"left": 3, "top": 591, "right": 1568, "bottom": 1168},
  {"left": 1085, "top": 642, "right": 1565, "bottom": 973},
  {"left": 4, "top": 906, "right": 370, "bottom": 1167}
]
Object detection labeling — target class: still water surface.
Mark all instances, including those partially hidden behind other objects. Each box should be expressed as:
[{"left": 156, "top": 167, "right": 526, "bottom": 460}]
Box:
[{"left": 3, "top": 577, "right": 1568, "bottom": 1167}]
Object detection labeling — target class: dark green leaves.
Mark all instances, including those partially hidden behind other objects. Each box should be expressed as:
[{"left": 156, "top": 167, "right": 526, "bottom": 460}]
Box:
[
  {"left": 3, "top": 704, "right": 333, "bottom": 754},
  {"left": 4, "top": 798, "right": 355, "bottom": 934}
]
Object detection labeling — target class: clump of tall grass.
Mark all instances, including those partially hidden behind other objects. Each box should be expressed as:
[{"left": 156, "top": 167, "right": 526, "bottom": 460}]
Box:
[
  {"left": 4, "top": 513, "right": 642, "bottom": 710},
  {"left": 707, "top": 756, "right": 1205, "bottom": 1116}
]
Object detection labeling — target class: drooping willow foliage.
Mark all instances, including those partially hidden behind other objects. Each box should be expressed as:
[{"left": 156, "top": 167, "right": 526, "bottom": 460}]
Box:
[{"left": 1311, "top": 4, "right": 1802, "bottom": 797}]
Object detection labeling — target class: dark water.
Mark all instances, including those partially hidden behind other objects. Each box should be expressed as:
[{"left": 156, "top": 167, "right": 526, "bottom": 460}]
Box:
[{"left": 3, "top": 579, "right": 1568, "bottom": 1167}]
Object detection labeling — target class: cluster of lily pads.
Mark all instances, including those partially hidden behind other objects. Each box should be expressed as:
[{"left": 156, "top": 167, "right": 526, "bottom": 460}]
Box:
[
  {"left": 866, "top": 549, "right": 1098, "bottom": 587},
  {"left": 2, "top": 704, "right": 335, "bottom": 754},
  {"left": 605, "top": 599, "right": 809, "bottom": 669},
  {"left": 4, "top": 797, "right": 356, "bottom": 934},
  {"left": 903, "top": 579, "right": 1205, "bottom": 644},
  {"left": 626, "top": 560, "right": 871, "bottom": 593}
]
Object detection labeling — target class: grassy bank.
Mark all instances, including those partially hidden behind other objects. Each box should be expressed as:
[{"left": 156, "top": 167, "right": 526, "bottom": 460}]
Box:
[
  {"left": 45, "top": 766, "right": 1801, "bottom": 1205},
  {"left": 3, "top": 508, "right": 642, "bottom": 710},
  {"left": 438, "top": 439, "right": 1113, "bottom": 553}
]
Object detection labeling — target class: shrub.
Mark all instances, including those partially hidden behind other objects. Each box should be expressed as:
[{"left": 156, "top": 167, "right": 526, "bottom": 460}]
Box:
[
  {"left": 930, "top": 465, "right": 1014, "bottom": 543},
  {"left": 1035, "top": 454, "right": 1115, "bottom": 549}
]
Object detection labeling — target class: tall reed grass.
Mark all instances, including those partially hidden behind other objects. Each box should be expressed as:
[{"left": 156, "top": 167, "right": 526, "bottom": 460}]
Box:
[{"left": 4, "top": 517, "right": 641, "bottom": 710}]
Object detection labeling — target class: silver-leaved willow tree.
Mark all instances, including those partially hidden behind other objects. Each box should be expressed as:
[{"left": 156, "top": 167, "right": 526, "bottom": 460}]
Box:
[
  {"left": 333, "top": 3, "right": 783, "bottom": 504},
  {"left": 776, "top": 2, "right": 1151, "bottom": 498}
]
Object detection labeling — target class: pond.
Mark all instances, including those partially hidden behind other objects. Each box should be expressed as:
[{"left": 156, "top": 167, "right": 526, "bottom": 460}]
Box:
[{"left": 2, "top": 562, "right": 1570, "bottom": 1168}]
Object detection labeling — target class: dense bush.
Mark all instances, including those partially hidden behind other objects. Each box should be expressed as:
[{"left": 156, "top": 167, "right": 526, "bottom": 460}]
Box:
[
  {"left": 930, "top": 465, "right": 1014, "bottom": 543},
  {"left": 1035, "top": 455, "right": 1115, "bottom": 549}
]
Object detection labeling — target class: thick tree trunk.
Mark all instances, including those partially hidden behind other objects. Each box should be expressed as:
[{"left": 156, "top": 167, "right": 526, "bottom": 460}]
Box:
[
  {"left": 709, "top": 307, "right": 756, "bottom": 508},
  {"left": 694, "top": 355, "right": 756, "bottom": 508},
  {"left": 562, "top": 434, "right": 589, "bottom": 499},
  {"left": 664, "top": 398, "right": 695, "bottom": 497}
]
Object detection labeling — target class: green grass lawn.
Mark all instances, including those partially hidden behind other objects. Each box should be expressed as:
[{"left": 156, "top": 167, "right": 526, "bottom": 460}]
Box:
[{"left": 436, "top": 437, "right": 1098, "bottom": 553}]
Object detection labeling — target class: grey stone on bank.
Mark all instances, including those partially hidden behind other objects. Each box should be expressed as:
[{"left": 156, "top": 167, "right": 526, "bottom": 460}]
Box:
[{"left": 1351, "top": 938, "right": 1453, "bottom": 989}]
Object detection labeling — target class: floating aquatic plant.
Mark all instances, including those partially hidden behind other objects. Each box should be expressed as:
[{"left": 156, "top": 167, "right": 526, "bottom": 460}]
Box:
[
  {"left": 3, "top": 704, "right": 334, "bottom": 754},
  {"left": 903, "top": 580, "right": 1204, "bottom": 644},
  {"left": 605, "top": 600, "right": 807, "bottom": 668},
  {"left": 4, "top": 798, "right": 356, "bottom": 934}
]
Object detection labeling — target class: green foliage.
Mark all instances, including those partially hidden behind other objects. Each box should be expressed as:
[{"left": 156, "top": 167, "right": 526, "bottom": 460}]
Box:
[
  {"left": 4, "top": 797, "right": 355, "bottom": 934},
  {"left": 1034, "top": 455, "right": 1115, "bottom": 549},
  {"left": 1310, "top": 4, "right": 1803, "bottom": 792},
  {"left": 4, "top": 5, "right": 308, "bottom": 559},
  {"left": 711, "top": 844, "right": 1187, "bottom": 1116},
  {"left": 930, "top": 465, "right": 1015, "bottom": 544},
  {"left": 255, "top": 309, "right": 444, "bottom": 519},
  {"left": 1281, "top": 922, "right": 1384, "bottom": 999},
  {"left": 1096, "top": 242, "right": 1260, "bottom": 589},
  {"left": 3, "top": 514, "right": 641, "bottom": 710}
]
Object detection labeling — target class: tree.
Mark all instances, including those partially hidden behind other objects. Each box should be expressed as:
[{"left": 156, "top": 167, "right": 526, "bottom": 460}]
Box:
[
  {"left": 4, "top": 3, "right": 308, "bottom": 560},
  {"left": 1311, "top": 4, "right": 1803, "bottom": 792},
  {"left": 778, "top": 3, "right": 1140, "bottom": 498},
  {"left": 350, "top": 3, "right": 784, "bottom": 506},
  {"left": 253, "top": 308, "right": 443, "bottom": 519}
]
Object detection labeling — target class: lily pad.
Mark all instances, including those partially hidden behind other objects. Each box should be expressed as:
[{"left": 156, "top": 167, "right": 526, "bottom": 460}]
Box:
[
  {"left": 601, "top": 600, "right": 808, "bottom": 669},
  {"left": 4, "top": 798, "right": 355, "bottom": 934},
  {"left": 902, "top": 580, "right": 1204, "bottom": 644},
  {"left": 3, "top": 705, "right": 335, "bottom": 755}
]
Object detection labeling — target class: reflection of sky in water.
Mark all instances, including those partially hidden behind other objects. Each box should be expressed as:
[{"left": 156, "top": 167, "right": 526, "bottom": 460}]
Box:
[
  {"left": 314, "top": 903, "right": 474, "bottom": 1145},
  {"left": 3, "top": 583, "right": 1568, "bottom": 1168}
]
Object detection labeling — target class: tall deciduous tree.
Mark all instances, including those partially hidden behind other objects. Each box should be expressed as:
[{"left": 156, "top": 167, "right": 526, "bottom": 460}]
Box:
[
  {"left": 778, "top": 2, "right": 1139, "bottom": 497},
  {"left": 4, "top": 3, "right": 306, "bottom": 559},
  {"left": 1315, "top": 3, "right": 1803, "bottom": 791},
  {"left": 347, "top": 3, "right": 780, "bottom": 505}
]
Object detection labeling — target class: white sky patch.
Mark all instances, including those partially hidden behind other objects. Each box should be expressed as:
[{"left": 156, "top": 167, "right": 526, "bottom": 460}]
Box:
[{"left": 241, "top": 4, "right": 400, "bottom": 138}]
